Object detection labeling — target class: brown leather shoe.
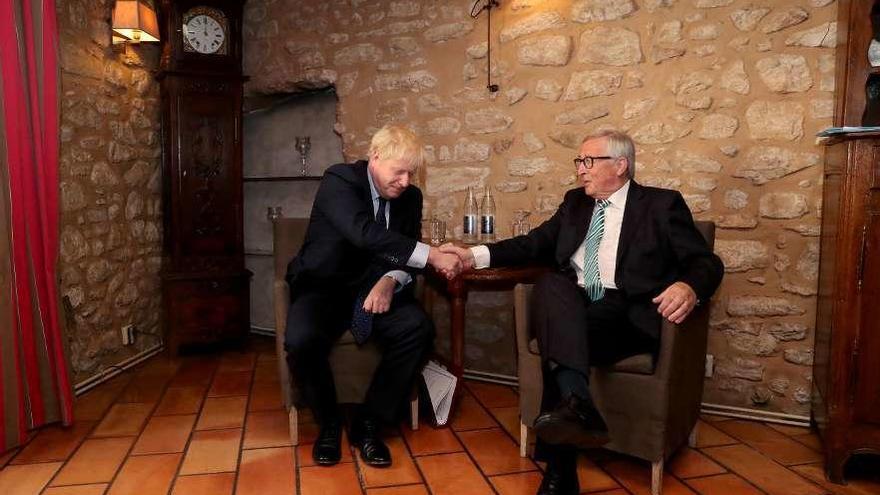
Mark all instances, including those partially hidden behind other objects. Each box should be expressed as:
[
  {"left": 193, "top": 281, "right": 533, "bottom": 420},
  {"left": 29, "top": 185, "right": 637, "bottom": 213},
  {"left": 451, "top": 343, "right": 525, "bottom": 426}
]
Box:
[{"left": 533, "top": 395, "right": 609, "bottom": 448}]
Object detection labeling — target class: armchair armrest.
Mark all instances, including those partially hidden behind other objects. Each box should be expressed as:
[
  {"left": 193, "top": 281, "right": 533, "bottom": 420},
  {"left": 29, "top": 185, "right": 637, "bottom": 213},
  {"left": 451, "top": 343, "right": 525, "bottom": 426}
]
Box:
[
  {"left": 274, "top": 279, "right": 292, "bottom": 408},
  {"left": 654, "top": 302, "right": 711, "bottom": 441}
]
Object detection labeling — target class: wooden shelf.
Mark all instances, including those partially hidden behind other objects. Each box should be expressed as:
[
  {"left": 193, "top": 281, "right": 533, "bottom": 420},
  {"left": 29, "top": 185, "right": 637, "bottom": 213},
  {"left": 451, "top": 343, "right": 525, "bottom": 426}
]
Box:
[{"left": 243, "top": 176, "right": 321, "bottom": 182}]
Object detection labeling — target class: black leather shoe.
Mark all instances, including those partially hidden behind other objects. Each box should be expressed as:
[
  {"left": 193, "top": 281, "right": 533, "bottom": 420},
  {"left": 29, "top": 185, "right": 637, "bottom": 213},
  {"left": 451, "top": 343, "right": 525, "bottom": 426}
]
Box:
[
  {"left": 349, "top": 415, "right": 391, "bottom": 467},
  {"left": 312, "top": 419, "right": 342, "bottom": 466},
  {"left": 536, "top": 460, "right": 579, "bottom": 495},
  {"left": 533, "top": 395, "right": 609, "bottom": 448}
]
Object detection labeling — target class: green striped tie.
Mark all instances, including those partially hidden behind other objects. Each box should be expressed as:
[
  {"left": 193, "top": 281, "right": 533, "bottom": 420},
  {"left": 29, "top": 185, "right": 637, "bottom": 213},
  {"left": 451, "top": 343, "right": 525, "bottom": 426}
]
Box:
[{"left": 583, "top": 199, "right": 610, "bottom": 302}]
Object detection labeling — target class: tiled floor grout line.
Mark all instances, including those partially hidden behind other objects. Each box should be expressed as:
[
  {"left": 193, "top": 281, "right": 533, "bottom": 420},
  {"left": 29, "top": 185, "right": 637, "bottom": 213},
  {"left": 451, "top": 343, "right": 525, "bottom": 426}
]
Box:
[
  {"left": 789, "top": 435, "right": 823, "bottom": 454},
  {"left": 116, "top": 364, "right": 182, "bottom": 495},
  {"left": 228, "top": 351, "right": 257, "bottom": 495},
  {"left": 448, "top": 390, "right": 511, "bottom": 495},
  {"left": 348, "top": 427, "right": 369, "bottom": 495},
  {"left": 662, "top": 460, "right": 718, "bottom": 495},
  {"left": 36, "top": 373, "right": 137, "bottom": 494},
  {"left": 13, "top": 343, "right": 880, "bottom": 495},
  {"left": 390, "top": 421, "right": 432, "bottom": 494},
  {"left": 465, "top": 383, "right": 638, "bottom": 495},
  {"left": 699, "top": 441, "right": 830, "bottom": 495},
  {"left": 165, "top": 357, "right": 219, "bottom": 495},
  {"left": 707, "top": 423, "right": 824, "bottom": 470},
  {"left": 678, "top": 468, "right": 771, "bottom": 495},
  {"left": 292, "top": 429, "right": 301, "bottom": 495},
  {"left": 400, "top": 419, "right": 440, "bottom": 495}
]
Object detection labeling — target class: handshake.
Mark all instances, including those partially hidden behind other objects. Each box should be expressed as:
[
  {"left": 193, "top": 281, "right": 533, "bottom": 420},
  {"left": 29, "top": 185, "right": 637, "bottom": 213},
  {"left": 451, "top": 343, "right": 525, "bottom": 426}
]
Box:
[{"left": 427, "top": 243, "right": 477, "bottom": 280}]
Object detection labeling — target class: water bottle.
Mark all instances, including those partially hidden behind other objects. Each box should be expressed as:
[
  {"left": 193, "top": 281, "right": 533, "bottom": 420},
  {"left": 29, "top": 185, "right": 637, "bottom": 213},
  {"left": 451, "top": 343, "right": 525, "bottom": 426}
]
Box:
[
  {"left": 480, "top": 186, "right": 496, "bottom": 243},
  {"left": 462, "top": 186, "right": 479, "bottom": 244}
]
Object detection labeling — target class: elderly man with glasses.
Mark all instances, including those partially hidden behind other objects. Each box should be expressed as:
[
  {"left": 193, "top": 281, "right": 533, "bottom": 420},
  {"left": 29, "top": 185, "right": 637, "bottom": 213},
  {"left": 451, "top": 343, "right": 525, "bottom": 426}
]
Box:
[{"left": 441, "top": 130, "right": 723, "bottom": 495}]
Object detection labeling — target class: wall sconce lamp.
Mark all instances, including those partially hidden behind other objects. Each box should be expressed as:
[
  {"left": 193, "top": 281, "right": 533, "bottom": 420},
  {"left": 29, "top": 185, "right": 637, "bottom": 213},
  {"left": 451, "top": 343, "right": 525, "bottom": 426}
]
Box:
[{"left": 112, "top": 0, "right": 160, "bottom": 46}]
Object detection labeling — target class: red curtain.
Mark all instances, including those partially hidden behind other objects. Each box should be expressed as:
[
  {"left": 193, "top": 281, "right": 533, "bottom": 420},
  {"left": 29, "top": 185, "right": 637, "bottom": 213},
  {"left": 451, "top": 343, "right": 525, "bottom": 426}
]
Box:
[{"left": 0, "top": 0, "right": 73, "bottom": 453}]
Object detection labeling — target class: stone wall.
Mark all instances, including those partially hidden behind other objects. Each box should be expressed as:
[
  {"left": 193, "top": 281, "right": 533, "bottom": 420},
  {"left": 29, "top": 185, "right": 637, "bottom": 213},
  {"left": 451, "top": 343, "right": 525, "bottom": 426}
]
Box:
[
  {"left": 243, "top": 0, "right": 836, "bottom": 416},
  {"left": 57, "top": 0, "right": 164, "bottom": 383}
]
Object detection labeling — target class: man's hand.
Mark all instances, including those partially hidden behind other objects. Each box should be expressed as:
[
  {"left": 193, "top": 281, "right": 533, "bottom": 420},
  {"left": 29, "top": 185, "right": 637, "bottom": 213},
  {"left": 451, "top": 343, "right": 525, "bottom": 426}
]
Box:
[
  {"left": 652, "top": 281, "right": 698, "bottom": 324},
  {"left": 363, "top": 276, "right": 397, "bottom": 314},
  {"left": 438, "top": 243, "right": 475, "bottom": 271},
  {"left": 428, "top": 246, "right": 462, "bottom": 279}
]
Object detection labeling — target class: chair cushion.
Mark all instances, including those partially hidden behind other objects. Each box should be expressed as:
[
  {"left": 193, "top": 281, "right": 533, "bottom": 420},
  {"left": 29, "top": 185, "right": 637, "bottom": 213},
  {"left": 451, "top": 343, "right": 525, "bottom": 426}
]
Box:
[
  {"left": 528, "top": 338, "right": 655, "bottom": 375},
  {"left": 337, "top": 330, "right": 357, "bottom": 345},
  {"left": 607, "top": 353, "right": 655, "bottom": 374}
]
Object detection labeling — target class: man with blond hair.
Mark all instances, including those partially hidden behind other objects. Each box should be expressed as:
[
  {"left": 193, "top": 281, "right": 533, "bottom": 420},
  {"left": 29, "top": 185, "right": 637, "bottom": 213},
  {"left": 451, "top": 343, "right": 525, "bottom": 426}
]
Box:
[
  {"left": 442, "top": 130, "right": 723, "bottom": 494},
  {"left": 285, "top": 125, "right": 461, "bottom": 468}
]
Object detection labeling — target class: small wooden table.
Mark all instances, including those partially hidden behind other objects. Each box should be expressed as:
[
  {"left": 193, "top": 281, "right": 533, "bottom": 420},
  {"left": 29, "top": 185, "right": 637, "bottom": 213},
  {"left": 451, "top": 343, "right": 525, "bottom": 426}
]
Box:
[{"left": 426, "top": 265, "right": 552, "bottom": 406}]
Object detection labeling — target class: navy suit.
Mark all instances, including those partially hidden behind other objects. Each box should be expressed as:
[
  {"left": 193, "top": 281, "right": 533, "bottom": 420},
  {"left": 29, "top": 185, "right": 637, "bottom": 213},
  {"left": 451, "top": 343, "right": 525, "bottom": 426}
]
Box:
[
  {"left": 284, "top": 161, "right": 433, "bottom": 423},
  {"left": 487, "top": 181, "right": 723, "bottom": 376}
]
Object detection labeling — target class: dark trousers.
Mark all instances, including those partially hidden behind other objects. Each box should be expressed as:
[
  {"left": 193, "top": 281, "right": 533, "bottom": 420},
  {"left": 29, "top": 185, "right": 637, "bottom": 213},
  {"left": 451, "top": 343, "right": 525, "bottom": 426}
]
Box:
[
  {"left": 284, "top": 287, "right": 434, "bottom": 424},
  {"left": 530, "top": 272, "right": 657, "bottom": 463}
]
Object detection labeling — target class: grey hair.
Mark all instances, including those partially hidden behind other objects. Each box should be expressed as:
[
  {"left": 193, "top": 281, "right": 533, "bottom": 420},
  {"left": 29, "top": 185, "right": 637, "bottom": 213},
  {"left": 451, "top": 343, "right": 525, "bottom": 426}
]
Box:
[{"left": 582, "top": 130, "right": 636, "bottom": 179}]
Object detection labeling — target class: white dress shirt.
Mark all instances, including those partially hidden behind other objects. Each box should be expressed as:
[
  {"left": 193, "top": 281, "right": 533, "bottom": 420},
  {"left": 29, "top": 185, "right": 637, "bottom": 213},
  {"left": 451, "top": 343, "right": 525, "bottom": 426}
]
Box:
[
  {"left": 367, "top": 171, "right": 429, "bottom": 289},
  {"left": 569, "top": 181, "right": 629, "bottom": 288},
  {"left": 471, "top": 181, "right": 631, "bottom": 290}
]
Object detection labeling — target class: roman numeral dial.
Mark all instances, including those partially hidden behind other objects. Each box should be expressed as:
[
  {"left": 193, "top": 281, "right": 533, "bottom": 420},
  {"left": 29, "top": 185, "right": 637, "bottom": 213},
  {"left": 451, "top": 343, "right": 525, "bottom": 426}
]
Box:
[{"left": 183, "top": 12, "right": 226, "bottom": 55}]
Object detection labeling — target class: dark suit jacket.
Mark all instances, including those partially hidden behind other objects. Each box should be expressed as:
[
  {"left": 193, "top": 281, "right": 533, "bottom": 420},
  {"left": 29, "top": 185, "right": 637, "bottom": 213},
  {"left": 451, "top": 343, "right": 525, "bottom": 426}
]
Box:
[
  {"left": 489, "top": 181, "right": 724, "bottom": 339},
  {"left": 285, "top": 160, "right": 423, "bottom": 300}
]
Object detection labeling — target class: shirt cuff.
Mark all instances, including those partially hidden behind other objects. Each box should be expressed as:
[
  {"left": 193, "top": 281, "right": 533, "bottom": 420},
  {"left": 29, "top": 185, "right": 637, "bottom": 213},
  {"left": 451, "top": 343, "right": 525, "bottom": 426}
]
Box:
[
  {"left": 383, "top": 271, "right": 412, "bottom": 292},
  {"left": 471, "top": 245, "right": 490, "bottom": 269},
  {"left": 407, "top": 242, "right": 430, "bottom": 269}
]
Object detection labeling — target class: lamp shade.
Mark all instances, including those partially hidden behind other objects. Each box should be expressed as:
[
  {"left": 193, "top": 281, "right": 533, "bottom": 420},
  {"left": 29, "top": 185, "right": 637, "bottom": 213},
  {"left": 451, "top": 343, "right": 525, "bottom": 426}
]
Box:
[{"left": 112, "top": 0, "right": 160, "bottom": 43}]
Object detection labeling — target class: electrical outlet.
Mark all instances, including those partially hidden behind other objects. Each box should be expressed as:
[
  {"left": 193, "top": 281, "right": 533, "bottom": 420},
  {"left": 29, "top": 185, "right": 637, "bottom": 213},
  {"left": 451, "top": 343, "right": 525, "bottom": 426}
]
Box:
[
  {"left": 121, "top": 324, "right": 135, "bottom": 346},
  {"left": 705, "top": 354, "right": 714, "bottom": 378}
]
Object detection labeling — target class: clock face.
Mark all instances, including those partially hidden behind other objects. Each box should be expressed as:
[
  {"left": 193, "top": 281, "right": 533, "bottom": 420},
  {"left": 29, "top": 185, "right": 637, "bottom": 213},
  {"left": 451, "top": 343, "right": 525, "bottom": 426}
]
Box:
[{"left": 183, "top": 8, "right": 228, "bottom": 55}]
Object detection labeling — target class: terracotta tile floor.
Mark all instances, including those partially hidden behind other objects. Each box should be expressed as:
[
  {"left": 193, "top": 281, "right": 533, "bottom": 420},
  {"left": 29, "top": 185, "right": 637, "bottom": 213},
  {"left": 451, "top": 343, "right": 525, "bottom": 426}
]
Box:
[{"left": 3, "top": 336, "right": 880, "bottom": 495}]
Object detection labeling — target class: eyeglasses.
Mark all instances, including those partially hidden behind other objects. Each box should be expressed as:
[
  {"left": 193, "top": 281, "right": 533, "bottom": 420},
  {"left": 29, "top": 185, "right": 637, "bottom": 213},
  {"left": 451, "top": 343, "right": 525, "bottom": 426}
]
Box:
[{"left": 573, "top": 155, "right": 614, "bottom": 170}]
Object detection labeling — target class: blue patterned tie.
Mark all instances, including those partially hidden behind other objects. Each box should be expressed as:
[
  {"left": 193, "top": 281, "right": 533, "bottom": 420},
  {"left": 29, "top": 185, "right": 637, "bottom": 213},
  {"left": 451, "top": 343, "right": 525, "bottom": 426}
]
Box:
[
  {"left": 351, "top": 197, "right": 389, "bottom": 344},
  {"left": 375, "top": 197, "right": 387, "bottom": 229},
  {"left": 583, "top": 199, "right": 610, "bottom": 302}
]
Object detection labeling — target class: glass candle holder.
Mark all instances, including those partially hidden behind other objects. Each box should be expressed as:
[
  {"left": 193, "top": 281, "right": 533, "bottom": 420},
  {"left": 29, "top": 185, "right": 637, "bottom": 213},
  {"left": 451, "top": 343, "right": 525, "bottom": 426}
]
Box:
[
  {"left": 267, "top": 206, "right": 283, "bottom": 222},
  {"left": 295, "top": 136, "right": 311, "bottom": 176}
]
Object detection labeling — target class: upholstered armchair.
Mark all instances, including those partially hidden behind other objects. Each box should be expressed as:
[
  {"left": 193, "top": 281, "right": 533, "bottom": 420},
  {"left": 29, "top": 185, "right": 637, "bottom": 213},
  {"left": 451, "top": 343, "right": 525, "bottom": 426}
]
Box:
[
  {"left": 514, "top": 221, "right": 716, "bottom": 495},
  {"left": 272, "top": 217, "right": 418, "bottom": 445}
]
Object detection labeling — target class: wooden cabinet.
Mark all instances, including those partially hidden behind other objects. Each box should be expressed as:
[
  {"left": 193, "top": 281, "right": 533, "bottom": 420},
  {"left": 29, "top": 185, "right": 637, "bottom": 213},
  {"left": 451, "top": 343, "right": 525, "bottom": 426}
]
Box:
[
  {"left": 158, "top": 0, "right": 250, "bottom": 353},
  {"left": 814, "top": 0, "right": 880, "bottom": 482},
  {"left": 815, "top": 135, "right": 880, "bottom": 482}
]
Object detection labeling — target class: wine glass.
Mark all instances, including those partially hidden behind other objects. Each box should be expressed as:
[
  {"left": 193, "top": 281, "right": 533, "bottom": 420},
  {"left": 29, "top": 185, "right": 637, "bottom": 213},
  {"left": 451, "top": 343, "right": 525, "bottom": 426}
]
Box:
[{"left": 295, "top": 136, "right": 311, "bottom": 176}]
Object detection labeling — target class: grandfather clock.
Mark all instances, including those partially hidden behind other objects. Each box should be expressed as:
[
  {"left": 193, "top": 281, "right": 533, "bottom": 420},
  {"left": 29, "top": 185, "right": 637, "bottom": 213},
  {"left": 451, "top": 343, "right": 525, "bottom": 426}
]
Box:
[{"left": 157, "top": 0, "right": 250, "bottom": 354}]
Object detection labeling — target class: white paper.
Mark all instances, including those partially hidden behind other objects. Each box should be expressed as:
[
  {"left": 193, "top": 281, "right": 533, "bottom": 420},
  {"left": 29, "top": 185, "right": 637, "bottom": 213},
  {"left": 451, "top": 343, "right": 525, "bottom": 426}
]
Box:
[
  {"left": 421, "top": 360, "right": 457, "bottom": 426},
  {"left": 816, "top": 126, "right": 880, "bottom": 137}
]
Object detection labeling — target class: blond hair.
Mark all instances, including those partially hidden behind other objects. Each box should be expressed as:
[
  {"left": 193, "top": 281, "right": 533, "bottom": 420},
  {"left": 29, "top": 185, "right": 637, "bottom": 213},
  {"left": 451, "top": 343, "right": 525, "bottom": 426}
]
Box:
[{"left": 369, "top": 125, "right": 424, "bottom": 168}]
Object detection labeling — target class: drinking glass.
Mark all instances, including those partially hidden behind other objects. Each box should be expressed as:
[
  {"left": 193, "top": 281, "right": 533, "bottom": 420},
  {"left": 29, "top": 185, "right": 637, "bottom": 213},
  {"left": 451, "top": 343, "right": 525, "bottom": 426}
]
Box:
[
  {"left": 512, "top": 218, "right": 530, "bottom": 237},
  {"left": 430, "top": 218, "right": 447, "bottom": 246}
]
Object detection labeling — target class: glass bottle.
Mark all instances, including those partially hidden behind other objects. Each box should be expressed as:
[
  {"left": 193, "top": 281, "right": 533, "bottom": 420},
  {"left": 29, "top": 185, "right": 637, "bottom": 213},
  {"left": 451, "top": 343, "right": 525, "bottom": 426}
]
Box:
[
  {"left": 480, "top": 185, "right": 496, "bottom": 243},
  {"left": 462, "top": 186, "right": 479, "bottom": 244}
]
